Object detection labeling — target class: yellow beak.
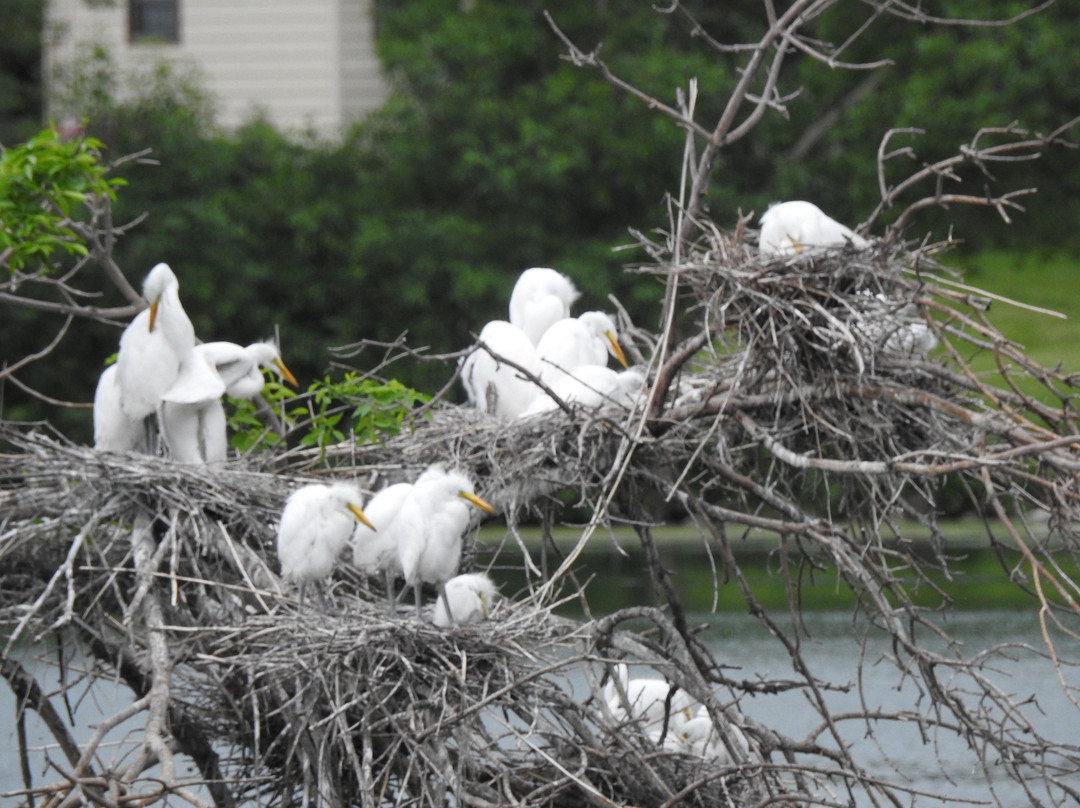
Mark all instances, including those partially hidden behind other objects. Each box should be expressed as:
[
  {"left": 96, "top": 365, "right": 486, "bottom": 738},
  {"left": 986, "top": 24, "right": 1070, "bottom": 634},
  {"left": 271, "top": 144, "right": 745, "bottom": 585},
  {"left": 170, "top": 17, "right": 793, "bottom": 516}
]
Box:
[
  {"left": 458, "top": 491, "right": 495, "bottom": 514},
  {"left": 346, "top": 503, "right": 376, "bottom": 531},
  {"left": 148, "top": 298, "right": 160, "bottom": 332},
  {"left": 272, "top": 358, "right": 298, "bottom": 387},
  {"left": 605, "top": 331, "right": 628, "bottom": 368}
]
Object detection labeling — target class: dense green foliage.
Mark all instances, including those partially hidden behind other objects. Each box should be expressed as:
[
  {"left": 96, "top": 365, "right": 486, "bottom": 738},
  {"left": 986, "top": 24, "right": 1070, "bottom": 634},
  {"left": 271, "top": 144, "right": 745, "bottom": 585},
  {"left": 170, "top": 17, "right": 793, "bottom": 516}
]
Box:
[{"left": 2, "top": 0, "right": 1079, "bottom": 444}]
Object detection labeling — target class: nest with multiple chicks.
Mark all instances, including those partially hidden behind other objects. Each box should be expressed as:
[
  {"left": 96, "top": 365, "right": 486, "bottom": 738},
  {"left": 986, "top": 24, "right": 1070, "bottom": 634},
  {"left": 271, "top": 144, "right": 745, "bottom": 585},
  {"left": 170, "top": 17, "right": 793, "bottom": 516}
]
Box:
[{"left": 3, "top": 222, "right": 1080, "bottom": 808}]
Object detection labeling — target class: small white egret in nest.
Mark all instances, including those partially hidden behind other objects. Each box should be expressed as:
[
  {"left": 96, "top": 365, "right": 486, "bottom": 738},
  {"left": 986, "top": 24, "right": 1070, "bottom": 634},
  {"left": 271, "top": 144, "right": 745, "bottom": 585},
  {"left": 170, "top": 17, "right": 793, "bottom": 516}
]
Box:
[
  {"left": 508, "top": 267, "right": 580, "bottom": 345},
  {"left": 97, "top": 263, "right": 196, "bottom": 452},
  {"left": 276, "top": 482, "right": 375, "bottom": 610},
  {"left": 603, "top": 663, "right": 694, "bottom": 744},
  {"left": 460, "top": 320, "right": 540, "bottom": 418},
  {"left": 160, "top": 340, "right": 297, "bottom": 464},
  {"left": 667, "top": 707, "right": 752, "bottom": 764},
  {"left": 398, "top": 465, "right": 495, "bottom": 623},
  {"left": 758, "top": 200, "right": 868, "bottom": 257},
  {"left": 521, "top": 365, "right": 645, "bottom": 417},
  {"left": 432, "top": 572, "right": 499, "bottom": 627},
  {"left": 352, "top": 480, "right": 425, "bottom": 617},
  {"left": 535, "top": 311, "right": 628, "bottom": 387}
]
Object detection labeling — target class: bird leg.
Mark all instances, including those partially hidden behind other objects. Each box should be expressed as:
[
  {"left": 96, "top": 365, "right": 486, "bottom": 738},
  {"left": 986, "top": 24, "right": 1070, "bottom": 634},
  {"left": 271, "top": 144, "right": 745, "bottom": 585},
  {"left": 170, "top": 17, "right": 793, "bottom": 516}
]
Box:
[
  {"left": 384, "top": 568, "right": 398, "bottom": 619},
  {"left": 413, "top": 581, "right": 424, "bottom": 620},
  {"left": 437, "top": 581, "right": 456, "bottom": 627},
  {"left": 296, "top": 581, "right": 307, "bottom": 613}
]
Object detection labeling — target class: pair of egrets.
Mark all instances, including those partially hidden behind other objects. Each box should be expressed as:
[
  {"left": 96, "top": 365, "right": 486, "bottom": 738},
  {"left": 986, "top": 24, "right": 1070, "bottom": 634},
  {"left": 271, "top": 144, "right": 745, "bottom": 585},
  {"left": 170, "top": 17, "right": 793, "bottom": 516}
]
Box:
[
  {"left": 602, "top": 663, "right": 754, "bottom": 764},
  {"left": 276, "top": 465, "right": 496, "bottom": 625},
  {"left": 94, "top": 263, "right": 296, "bottom": 463},
  {"left": 461, "top": 267, "right": 642, "bottom": 419}
]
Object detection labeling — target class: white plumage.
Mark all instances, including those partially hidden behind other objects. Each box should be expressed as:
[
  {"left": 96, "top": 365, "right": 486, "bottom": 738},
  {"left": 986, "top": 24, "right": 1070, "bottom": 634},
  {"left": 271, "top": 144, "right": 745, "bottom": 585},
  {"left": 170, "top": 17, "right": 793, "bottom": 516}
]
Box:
[
  {"left": 668, "top": 708, "right": 752, "bottom": 764},
  {"left": 114, "top": 263, "right": 196, "bottom": 420},
  {"left": 276, "top": 482, "right": 374, "bottom": 609},
  {"left": 508, "top": 267, "right": 580, "bottom": 346},
  {"left": 521, "top": 366, "right": 645, "bottom": 417},
  {"left": 432, "top": 572, "right": 499, "bottom": 627},
  {"left": 535, "top": 311, "right": 628, "bottom": 387},
  {"left": 93, "top": 364, "right": 147, "bottom": 452},
  {"left": 603, "top": 663, "right": 694, "bottom": 742},
  {"left": 352, "top": 481, "right": 425, "bottom": 616},
  {"left": 758, "top": 200, "right": 868, "bottom": 257},
  {"left": 460, "top": 320, "right": 540, "bottom": 418},
  {"left": 397, "top": 466, "right": 495, "bottom": 621}
]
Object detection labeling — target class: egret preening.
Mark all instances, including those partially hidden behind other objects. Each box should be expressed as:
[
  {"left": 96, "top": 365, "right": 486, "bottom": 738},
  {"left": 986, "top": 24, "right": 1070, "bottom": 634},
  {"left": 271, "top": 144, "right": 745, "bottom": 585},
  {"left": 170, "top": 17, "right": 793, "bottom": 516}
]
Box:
[
  {"left": 508, "top": 267, "right": 580, "bottom": 346},
  {"left": 521, "top": 365, "right": 645, "bottom": 417},
  {"left": 276, "top": 482, "right": 375, "bottom": 610},
  {"left": 460, "top": 320, "right": 540, "bottom": 418},
  {"left": 432, "top": 572, "right": 498, "bottom": 627},
  {"left": 758, "top": 200, "right": 868, "bottom": 257},
  {"left": 352, "top": 481, "right": 425, "bottom": 617},
  {"left": 114, "top": 263, "right": 197, "bottom": 421},
  {"left": 603, "top": 663, "right": 694, "bottom": 743},
  {"left": 397, "top": 466, "right": 495, "bottom": 623},
  {"left": 535, "top": 311, "right": 628, "bottom": 387},
  {"left": 160, "top": 340, "right": 297, "bottom": 464}
]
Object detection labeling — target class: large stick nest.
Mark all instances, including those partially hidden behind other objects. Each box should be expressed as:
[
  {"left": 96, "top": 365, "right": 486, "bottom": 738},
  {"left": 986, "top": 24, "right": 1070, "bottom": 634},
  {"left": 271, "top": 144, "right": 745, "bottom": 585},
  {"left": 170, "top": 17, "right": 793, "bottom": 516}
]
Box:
[{"left": 3, "top": 222, "right": 1080, "bottom": 807}]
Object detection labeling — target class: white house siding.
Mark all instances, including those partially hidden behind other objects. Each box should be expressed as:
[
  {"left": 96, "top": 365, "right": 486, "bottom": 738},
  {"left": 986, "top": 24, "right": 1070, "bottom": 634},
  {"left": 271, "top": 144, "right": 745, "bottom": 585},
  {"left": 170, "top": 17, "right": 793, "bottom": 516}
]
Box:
[{"left": 44, "top": 0, "right": 387, "bottom": 138}]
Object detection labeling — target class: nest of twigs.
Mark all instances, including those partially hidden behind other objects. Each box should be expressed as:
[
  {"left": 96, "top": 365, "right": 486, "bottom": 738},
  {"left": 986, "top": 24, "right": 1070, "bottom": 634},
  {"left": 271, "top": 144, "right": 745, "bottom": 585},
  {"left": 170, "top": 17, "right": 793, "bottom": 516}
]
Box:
[{"left": 3, "top": 222, "right": 1080, "bottom": 808}]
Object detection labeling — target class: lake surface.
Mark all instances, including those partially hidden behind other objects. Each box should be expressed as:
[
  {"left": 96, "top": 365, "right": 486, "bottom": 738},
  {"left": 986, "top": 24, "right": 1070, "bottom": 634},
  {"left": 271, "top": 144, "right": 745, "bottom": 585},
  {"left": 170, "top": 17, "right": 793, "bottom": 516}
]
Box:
[{"left": 3, "top": 608, "right": 1076, "bottom": 807}]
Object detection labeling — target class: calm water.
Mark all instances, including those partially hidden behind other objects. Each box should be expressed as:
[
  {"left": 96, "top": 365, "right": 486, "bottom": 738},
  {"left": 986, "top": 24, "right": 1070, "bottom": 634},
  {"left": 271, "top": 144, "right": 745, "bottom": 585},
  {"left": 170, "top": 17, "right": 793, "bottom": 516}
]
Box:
[{"left": 3, "top": 608, "right": 1077, "bottom": 807}]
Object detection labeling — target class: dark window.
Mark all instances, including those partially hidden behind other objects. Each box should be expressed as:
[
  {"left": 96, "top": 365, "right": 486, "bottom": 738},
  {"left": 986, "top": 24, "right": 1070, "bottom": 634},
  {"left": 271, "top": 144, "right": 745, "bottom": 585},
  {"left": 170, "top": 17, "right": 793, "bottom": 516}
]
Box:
[{"left": 129, "top": 0, "right": 179, "bottom": 43}]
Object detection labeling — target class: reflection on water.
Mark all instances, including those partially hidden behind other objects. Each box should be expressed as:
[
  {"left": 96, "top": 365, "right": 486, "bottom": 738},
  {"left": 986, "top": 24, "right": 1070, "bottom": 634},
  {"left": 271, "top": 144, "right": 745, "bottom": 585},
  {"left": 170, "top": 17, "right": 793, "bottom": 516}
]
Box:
[{"left": 3, "top": 610, "right": 1076, "bottom": 806}]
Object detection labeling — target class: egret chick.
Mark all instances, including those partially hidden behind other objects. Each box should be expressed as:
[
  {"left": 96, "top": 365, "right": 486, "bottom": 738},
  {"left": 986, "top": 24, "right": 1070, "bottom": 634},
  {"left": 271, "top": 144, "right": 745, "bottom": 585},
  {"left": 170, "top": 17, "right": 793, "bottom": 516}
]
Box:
[
  {"left": 508, "top": 267, "right": 580, "bottom": 345},
  {"left": 521, "top": 366, "right": 645, "bottom": 416},
  {"left": 352, "top": 480, "right": 425, "bottom": 617},
  {"left": 460, "top": 320, "right": 540, "bottom": 418},
  {"left": 277, "top": 482, "right": 375, "bottom": 610},
  {"left": 670, "top": 709, "right": 752, "bottom": 764},
  {"left": 535, "top": 311, "right": 627, "bottom": 387},
  {"left": 432, "top": 572, "right": 499, "bottom": 627},
  {"left": 398, "top": 466, "right": 495, "bottom": 622},
  {"left": 759, "top": 200, "right": 868, "bottom": 257},
  {"left": 603, "top": 663, "right": 693, "bottom": 742}
]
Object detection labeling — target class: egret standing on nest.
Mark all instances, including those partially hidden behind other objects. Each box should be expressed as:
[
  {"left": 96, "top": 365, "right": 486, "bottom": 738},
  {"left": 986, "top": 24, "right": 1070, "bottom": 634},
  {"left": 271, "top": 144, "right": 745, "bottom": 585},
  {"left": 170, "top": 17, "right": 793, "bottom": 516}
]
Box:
[
  {"left": 758, "top": 200, "right": 868, "bottom": 257},
  {"left": 398, "top": 466, "right": 495, "bottom": 623},
  {"left": 97, "top": 263, "right": 196, "bottom": 452},
  {"left": 535, "top": 311, "right": 628, "bottom": 387},
  {"left": 432, "top": 572, "right": 499, "bottom": 627},
  {"left": 508, "top": 267, "right": 580, "bottom": 346},
  {"left": 160, "top": 340, "right": 297, "bottom": 464},
  {"left": 352, "top": 479, "right": 425, "bottom": 617},
  {"left": 277, "top": 482, "right": 375, "bottom": 610}
]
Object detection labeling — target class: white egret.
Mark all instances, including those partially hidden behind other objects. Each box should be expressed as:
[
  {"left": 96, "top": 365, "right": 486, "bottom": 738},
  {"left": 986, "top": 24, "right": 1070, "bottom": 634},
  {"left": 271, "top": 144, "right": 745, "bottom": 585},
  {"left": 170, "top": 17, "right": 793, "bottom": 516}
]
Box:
[
  {"left": 160, "top": 340, "right": 298, "bottom": 464},
  {"left": 93, "top": 364, "right": 147, "bottom": 452},
  {"left": 351, "top": 480, "right": 425, "bottom": 617},
  {"left": 508, "top": 267, "right": 580, "bottom": 345},
  {"left": 114, "top": 263, "right": 196, "bottom": 421},
  {"left": 460, "top": 320, "right": 540, "bottom": 419},
  {"left": 535, "top": 311, "right": 628, "bottom": 387},
  {"left": 669, "top": 708, "right": 752, "bottom": 764},
  {"left": 520, "top": 365, "right": 645, "bottom": 417},
  {"left": 398, "top": 465, "right": 495, "bottom": 622},
  {"left": 603, "top": 663, "right": 694, "bottom": 742},
  {"left": 758, "top": 200, "right": 869, "bottom": 257},
  {"left": 276, "top": 482, "right": 375, "bottom": 609},
  {"left": 431, "top": 572, "right": 499, "bottom": 628}
]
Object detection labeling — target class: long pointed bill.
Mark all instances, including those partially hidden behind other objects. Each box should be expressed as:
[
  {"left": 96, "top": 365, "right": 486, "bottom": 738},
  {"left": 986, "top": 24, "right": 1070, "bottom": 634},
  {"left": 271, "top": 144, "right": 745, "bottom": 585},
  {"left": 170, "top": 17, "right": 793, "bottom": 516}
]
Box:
[
  {"left": 346, "top": 503, "right": 376, "bottom": 531},
  {"left": 605, "top": 332, "right": 628, "bottom": 368},
  {"left": 458, "top": 491, "right": 495, "bottom": 513},
  {"left": 148, "top": 298, "right": 160, "bottom": 332},
  {"left": 479, "top": 592, "right": 488, "bottom": 619},
  {"left": 272, "top": 358, "right": 298, "bottom": 386}
]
